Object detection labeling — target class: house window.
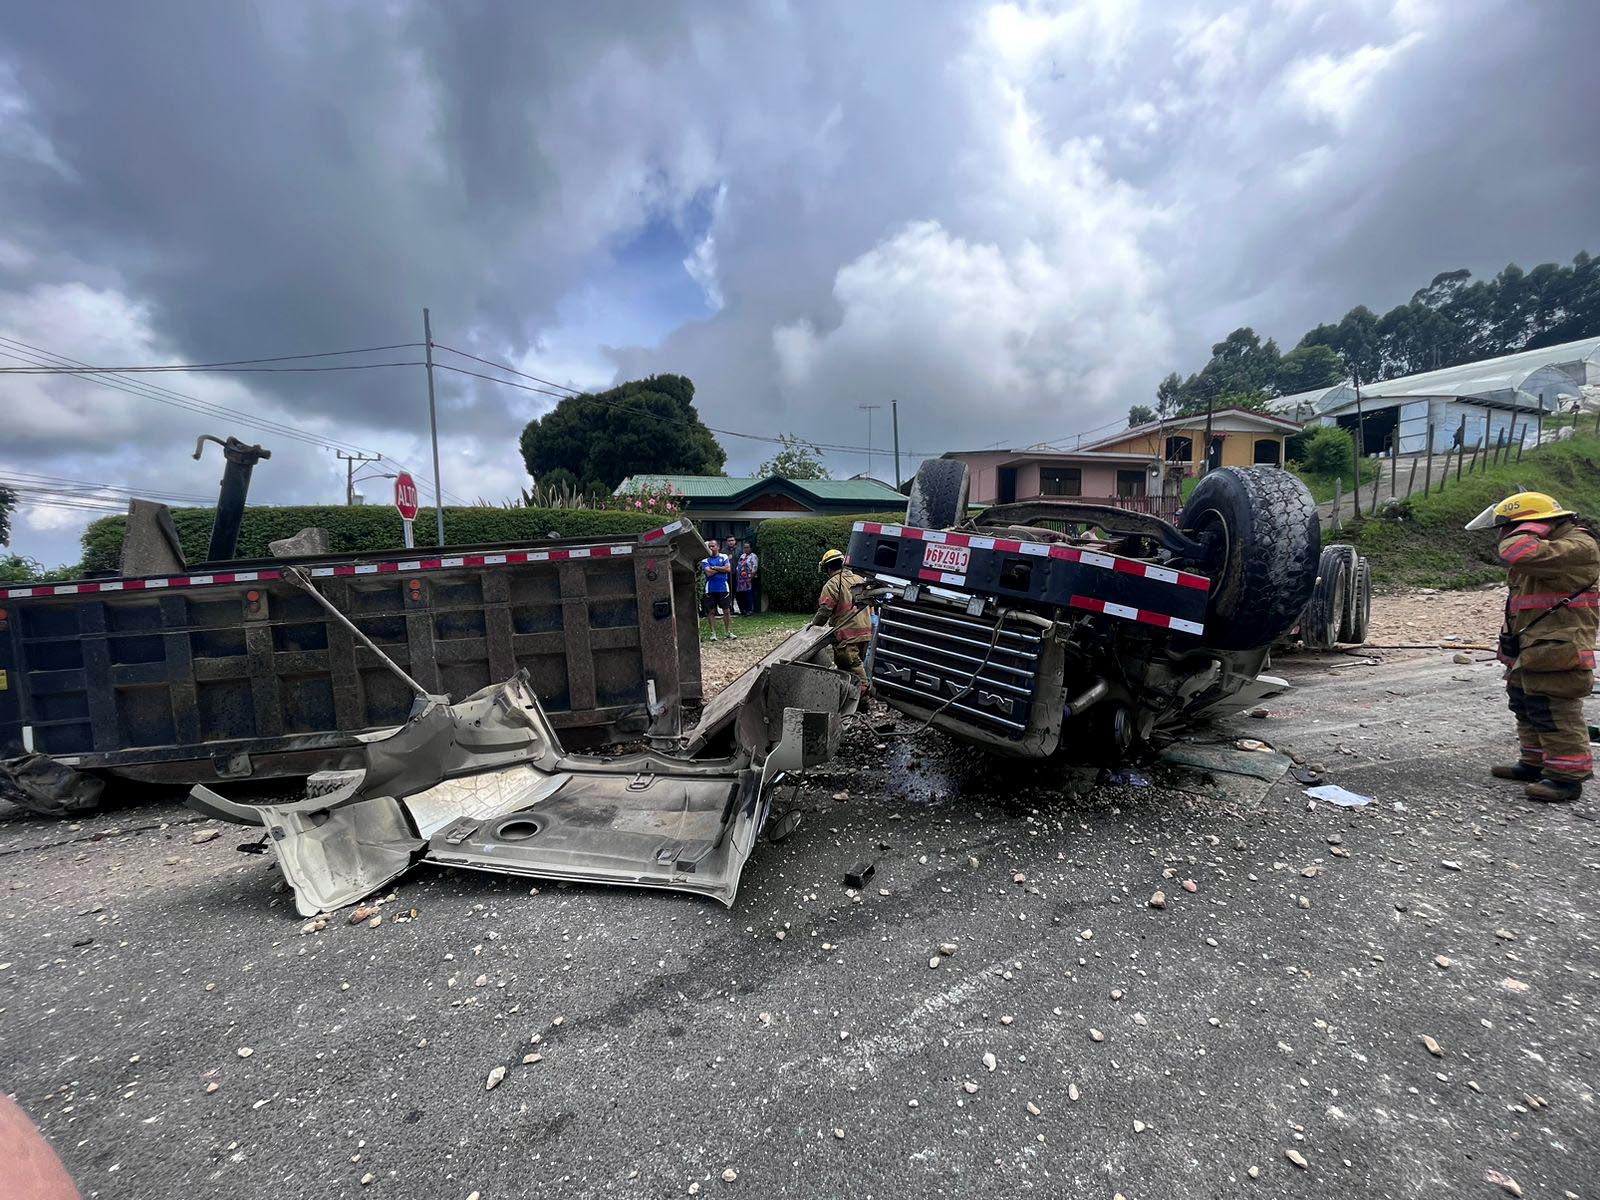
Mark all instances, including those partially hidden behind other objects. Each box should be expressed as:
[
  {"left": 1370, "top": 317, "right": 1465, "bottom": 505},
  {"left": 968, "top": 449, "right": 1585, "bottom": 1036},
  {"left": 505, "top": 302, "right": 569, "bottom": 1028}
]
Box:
[
  {"left": 1164, "top": 435, "right": 1193, "bottom": 462},
  {"left": 1253, "top": 438, "right": 1281, "bottom": 465},
  {"left": 1116, "top": 469, "right": 1147, "bottom": 498},
  {"left": 1040, "top": 467, "right": 1082, "bottom": 497}
]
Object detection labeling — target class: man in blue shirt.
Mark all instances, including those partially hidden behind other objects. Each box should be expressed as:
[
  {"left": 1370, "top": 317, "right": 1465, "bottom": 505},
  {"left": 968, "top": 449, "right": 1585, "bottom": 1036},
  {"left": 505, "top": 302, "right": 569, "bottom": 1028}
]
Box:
[{"left": 701, "top": 546, "right": 737, "bottom": 642}]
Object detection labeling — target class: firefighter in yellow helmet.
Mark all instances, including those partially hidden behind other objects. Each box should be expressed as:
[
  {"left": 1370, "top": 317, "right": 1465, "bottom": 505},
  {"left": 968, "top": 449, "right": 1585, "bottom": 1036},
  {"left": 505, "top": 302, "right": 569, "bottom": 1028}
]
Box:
[
  {"left": 1467, "top": 491, "right": 1600, "bottom": 802},
  {"left": 811, "top": 548, "right": 872, "bottom": 688}
]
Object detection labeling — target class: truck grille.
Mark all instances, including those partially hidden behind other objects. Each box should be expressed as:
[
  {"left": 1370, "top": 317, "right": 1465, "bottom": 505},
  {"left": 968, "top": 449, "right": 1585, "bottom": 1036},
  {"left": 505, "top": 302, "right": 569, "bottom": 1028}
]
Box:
[{"left": 870, "top": 598, "right": 1043, "bottom": 735}]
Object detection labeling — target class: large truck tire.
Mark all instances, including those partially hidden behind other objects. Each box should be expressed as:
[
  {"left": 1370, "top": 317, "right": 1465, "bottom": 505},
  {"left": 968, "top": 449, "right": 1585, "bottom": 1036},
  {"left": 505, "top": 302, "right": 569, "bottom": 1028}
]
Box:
[
  {"left": 1346, "top": 557, "right": 1372, "bottom": 644},
  {"left": 906, "top": 459, "right": 969, "bottom": 530},
  {"left": 1181, "top": 467, "right": 1320, "bottom": 652},
  {"left": 1328, "top": 545, "right": 1362, "bottom": 642},
  {"left": 1301, "top": 545, "right": 1350, "bottom": 650}
]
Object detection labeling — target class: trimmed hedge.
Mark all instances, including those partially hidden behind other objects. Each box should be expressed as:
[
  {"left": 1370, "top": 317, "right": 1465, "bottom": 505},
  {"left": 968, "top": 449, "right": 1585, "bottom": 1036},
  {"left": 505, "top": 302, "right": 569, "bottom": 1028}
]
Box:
[
  {"left": 79, "top": 505, "right": 673, "bottom": 574},
  {"left": 755, "top": 513, "right": 907, "bottom": 612}
]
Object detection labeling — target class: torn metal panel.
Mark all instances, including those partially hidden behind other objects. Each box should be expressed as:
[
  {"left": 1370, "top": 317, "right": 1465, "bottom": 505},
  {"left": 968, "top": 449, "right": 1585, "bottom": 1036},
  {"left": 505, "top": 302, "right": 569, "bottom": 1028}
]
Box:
[
  {"left": 189, "top": 660, "right": 858, "bottom": 915},
  {"left": 681, "top": 625, "right": 834, "bottom": 757}
]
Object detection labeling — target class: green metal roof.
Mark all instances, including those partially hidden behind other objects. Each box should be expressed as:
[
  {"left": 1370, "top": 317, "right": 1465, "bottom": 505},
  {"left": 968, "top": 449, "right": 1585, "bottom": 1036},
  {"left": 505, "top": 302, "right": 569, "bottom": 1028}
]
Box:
[{"left": 620, "top": 474, "right": 907, "bottom": 506}]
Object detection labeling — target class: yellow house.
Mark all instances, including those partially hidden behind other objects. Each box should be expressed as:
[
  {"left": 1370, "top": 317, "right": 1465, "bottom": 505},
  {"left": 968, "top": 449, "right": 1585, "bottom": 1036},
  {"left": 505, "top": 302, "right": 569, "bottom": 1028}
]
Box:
[{"left": 1080, "top": 407, "right": 1304, "bottom": 476}]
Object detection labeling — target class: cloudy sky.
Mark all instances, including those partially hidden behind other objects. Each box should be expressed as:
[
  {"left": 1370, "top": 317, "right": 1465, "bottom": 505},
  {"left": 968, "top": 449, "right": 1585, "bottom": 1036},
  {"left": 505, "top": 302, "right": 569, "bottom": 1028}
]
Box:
[{"left": 2, "top": 0, "right": 1596, "bottom": 568}]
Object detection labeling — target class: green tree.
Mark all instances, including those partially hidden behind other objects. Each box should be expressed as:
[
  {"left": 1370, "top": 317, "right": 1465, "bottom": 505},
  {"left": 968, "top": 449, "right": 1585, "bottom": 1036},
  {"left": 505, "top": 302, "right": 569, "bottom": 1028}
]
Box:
[
  {"left": 1166, "top": 249, "right": 1600, "bottom": 417},
  {"left": 1275, "top": 343, "right": 1345, "bottom": 395},
  {"left": 1290, "top": 425, "right": 1356, "bottom": 478},
  {"left": 0, "top": 483, "right": 14, "bottom": 547},
  {"left": 519, "top": 374, "right": 726, "bottom": 492},
  {"left": 1155, "top": 372, "right": 1185, "bottom": 418},
  {"left": 0, "top": 552, "right": 43, "bottom": 583},
  {"left": 1126, "top": 404, "right": 1156, "bottom": 427},
  {"left": 757, "top": 433, "right": 831, "bottom": 479},
  {"left": 1174, "top": 328, "right": 1281, "bottom": 415}
]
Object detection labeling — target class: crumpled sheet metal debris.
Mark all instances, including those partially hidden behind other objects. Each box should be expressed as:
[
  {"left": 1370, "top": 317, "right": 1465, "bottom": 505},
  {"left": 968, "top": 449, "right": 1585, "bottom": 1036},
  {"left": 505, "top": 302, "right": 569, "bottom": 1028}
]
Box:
[{"left": 189, "top": 643, "right": 859, "bottom": 916}]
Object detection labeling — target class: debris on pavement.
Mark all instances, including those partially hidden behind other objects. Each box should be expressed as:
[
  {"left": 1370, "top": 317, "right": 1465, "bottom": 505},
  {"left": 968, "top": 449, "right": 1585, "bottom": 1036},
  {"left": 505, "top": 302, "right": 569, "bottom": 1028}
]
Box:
[
  {"left": 1304, "top": 784, "right": 1373, "bottom": 808},
  {"left": 188, "top": 625, "right": 860, "bottom": 915},
  {"left": 843, "top": 860, "right": 876, "bottom": 889}
]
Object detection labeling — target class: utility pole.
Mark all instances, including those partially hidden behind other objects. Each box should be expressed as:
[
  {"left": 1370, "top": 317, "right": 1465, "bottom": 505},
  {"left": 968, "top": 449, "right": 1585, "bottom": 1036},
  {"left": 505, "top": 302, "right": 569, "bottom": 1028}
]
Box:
[
  {"left": 422, "top": 308, "right": 446, "bottom": 546},
  {"left": 858, "top": 404, "right": 881, "bottom": 479},
  {"left": 337, "top": 450, "right": 381, "bottom": 505},
  {"left": 891, "top": 399, "right": 902, "bottom": 489},
  {"left": 1201, "top": 393, "right": 1215, "bottom": 477}
]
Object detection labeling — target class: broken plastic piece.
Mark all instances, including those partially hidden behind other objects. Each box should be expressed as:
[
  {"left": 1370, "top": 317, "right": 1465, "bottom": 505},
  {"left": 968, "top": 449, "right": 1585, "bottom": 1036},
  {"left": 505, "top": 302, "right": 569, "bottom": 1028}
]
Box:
[
  {"left": 1304, "top": 784, "right": 1373, "bottom": 808},
  {"left": 844, "top": 861, "right": 876, "bottom": 889}
]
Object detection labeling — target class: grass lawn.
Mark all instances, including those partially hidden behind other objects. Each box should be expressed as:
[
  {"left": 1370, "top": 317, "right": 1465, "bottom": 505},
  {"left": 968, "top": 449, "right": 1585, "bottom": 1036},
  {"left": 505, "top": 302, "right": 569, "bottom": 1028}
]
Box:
[{"left": 702, "top": 610, "right": 811, "bottom": 637}]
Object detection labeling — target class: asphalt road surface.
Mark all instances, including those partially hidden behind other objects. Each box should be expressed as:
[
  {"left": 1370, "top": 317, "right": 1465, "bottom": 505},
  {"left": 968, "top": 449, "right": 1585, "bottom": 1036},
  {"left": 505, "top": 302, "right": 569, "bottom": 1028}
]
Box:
[{"left": 2, "top": 649, "right": 1596, "bottom": 1199}]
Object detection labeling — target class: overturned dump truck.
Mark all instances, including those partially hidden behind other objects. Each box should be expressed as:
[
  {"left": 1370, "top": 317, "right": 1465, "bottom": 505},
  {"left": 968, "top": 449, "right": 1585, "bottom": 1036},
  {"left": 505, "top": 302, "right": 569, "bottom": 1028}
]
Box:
[
  {"left": 848, "top": 461, "right": 1322, "bottom": 760},
  {"left": 190, "top": 624, "right": 859, "bottom": 910},
  {"left": 0, "top": 521, "right": 710, "bottom": 816}
]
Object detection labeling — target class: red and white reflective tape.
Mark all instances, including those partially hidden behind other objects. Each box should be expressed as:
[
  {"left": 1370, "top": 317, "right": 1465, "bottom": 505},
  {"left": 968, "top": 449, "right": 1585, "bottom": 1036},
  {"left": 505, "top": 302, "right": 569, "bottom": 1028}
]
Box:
[
  {"left": 1068, "top": 595, "right": 1205, "bottom": 636},
  {"left": 1, "top": 542, "right": 642, "bottom": 600},
  {"left": 640, "top": 519, "right": 688, "bottom": 543},
  {"left": 854, "top": 521, "right": 1210, "bottom": 591}
]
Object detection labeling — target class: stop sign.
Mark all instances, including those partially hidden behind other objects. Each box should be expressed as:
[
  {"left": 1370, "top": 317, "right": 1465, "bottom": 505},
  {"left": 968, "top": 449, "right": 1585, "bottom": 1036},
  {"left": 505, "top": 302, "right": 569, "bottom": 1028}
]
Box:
[{"left": 393, "top": 471, "right": 420, "bottom": 522}]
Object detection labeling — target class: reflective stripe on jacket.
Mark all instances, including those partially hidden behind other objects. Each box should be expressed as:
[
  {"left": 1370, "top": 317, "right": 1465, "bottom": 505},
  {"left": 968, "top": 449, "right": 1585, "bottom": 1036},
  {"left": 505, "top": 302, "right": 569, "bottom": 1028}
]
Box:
[
  {"left": 816, "top": 569, "right": 873, "bottom": 643},
  {"left": 1498, "top": 520, "right": 1600, "bottom": 672}
]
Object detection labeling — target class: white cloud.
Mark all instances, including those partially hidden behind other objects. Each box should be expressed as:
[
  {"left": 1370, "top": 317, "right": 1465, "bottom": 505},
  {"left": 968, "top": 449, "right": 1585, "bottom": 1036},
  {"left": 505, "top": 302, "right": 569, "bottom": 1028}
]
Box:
[
  {"left": 681, "top": 182, "right": 728, "bottom": 312},
  {"left": 1281, "top": 32, "right": 1424, "bottom": 131}
]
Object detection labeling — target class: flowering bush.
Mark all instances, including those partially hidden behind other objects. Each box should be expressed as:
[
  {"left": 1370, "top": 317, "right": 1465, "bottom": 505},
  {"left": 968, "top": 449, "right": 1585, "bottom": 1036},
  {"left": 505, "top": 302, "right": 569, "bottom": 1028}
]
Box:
[{"left": 603, "top": 480, "right": 683, "bottom": 518}]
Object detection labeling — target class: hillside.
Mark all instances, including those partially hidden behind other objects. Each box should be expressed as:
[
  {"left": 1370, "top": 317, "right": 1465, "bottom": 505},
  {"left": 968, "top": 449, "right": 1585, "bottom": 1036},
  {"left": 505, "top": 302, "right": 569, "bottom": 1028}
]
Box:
[{"left": 1348, "top": 433, "right": 1600, "bottom": 589}]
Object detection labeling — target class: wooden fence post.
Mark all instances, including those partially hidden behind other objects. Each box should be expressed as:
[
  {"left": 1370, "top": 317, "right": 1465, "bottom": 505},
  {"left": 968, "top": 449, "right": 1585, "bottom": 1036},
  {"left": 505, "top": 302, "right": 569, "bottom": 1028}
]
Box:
[
  {"left": 1455, "top": 416, "right": 1467, "bottom": 482},
  {"left": 1331, "top": 477, "right": 1342, "bottom": 534},
  {"left": 1424, "top": 424, "right": 1435, "bottom": 495},
  {"left": 1390, "top": 444, "right": 1398, "bottom": 497},
  {"left": 1371, "top": 459, "right": 1382, "bottom": 510},
  {"left": 1515, "top": 423, "right": 1524, "bottom": 463},
  {"left": 1406, "top": 456, "right": 1419, "bottom": 498}
]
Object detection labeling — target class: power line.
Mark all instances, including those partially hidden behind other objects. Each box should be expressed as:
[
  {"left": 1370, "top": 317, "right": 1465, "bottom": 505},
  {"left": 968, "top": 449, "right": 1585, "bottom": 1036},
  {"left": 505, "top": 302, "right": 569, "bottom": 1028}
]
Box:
[
  {"left": 433, "top": 362, "right": 574, "bottom": 401},
  {"left": 425, "top": 341, "right": 947, "bottom": 457},
  {"left": 0, "top": 336, "right": 469, "bottom": 506},
  {"left": 439, "top": 362, "right": 942, "bottom": 457},
  {"left": 0, "top": 470, "right": 213, "bottom": 504},
  {"left": 0, "top": 360, "right": 425, "bottom": 375},
  {"left": 429, "top": 344, "right": 584, "bottom": 395}
]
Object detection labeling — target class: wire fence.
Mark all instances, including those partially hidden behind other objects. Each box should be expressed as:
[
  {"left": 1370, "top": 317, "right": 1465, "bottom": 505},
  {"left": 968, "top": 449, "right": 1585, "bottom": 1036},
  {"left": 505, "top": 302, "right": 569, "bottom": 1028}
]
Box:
[{"left": 1326, "top": 407, "right": 1600, "bottom": 532}]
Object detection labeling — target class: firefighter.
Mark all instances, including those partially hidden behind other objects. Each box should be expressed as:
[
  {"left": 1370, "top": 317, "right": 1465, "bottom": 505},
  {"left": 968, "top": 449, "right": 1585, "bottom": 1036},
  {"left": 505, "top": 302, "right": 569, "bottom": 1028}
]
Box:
[
  {"left": 1467, "top": 491, "right": 1600, "bottom": 802},
  {"left": 811, "top": 548, "right": 872, "bottom": 688}
]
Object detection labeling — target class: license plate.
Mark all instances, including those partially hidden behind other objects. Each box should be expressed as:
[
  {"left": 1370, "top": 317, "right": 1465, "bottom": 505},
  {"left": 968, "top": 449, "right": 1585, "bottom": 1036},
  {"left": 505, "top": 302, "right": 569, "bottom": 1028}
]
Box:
[{"left": 922, "top": 542, "right": 970, "bottom": 574}]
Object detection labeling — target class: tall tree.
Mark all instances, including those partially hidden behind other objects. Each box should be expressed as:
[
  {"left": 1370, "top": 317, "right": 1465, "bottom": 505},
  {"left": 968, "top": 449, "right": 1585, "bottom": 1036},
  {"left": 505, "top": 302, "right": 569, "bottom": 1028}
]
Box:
[
  {"left": 1126, "top": 404, "right": 1156, "bottom": 427},
  {"left": 1275, "top": 343, "right": 1346, "bottom": 395},
  {"left": 757, "top": 433, "right": 831, "bottom": 479},
  {"left": 519, "top": 374, "right": 726, "bottom": 492},
  {"left": 1168, "top": 250, "right": 1600, "bottom": 404},
  {"left": 1172, "top": 327, "right": 1281, "bottom": 415}
]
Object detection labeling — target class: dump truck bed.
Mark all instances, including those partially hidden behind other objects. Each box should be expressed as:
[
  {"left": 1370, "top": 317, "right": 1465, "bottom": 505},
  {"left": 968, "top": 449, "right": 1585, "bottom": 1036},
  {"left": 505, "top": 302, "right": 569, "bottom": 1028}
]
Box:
[{"left": 0, "top": 522, "right": 706, "bottom": 788}]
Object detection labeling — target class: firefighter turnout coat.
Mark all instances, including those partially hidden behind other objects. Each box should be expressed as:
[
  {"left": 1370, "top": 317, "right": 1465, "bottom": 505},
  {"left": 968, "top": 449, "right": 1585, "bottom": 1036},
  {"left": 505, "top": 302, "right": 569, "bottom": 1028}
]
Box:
[{"left": 1497, "top": 519, "right": 1600, "bottom": 683}]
